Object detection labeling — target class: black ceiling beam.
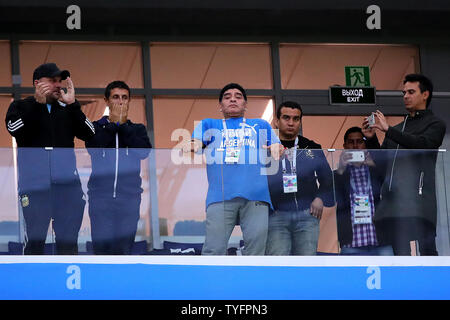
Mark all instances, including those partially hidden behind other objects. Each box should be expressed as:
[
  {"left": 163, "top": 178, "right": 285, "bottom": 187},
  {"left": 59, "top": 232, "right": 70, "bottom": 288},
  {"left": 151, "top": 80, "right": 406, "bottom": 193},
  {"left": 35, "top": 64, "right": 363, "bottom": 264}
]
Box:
[{"left": 0, "top": 2, "right": 449, "bottom": 42}]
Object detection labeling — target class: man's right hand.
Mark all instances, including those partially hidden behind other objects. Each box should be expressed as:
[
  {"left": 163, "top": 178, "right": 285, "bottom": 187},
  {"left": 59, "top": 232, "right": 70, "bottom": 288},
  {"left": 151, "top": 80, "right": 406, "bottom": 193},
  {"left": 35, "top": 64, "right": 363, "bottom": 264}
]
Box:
[
  {"left": 362, "top": 119, "right": 376, "bottom": 139},
  {"left": 34, "top": 81, "right": 50, "bottom": 104}
]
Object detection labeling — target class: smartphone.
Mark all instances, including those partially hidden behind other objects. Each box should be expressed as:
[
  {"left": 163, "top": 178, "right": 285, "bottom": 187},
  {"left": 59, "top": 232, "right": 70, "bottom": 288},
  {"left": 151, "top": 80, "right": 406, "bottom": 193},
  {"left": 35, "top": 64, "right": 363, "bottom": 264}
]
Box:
[
  {"left": 348, "top": 151, "right": 365, "bottom": 162},
  {"left": 368, "top": 113, "right": 375, "bottom": 126}
]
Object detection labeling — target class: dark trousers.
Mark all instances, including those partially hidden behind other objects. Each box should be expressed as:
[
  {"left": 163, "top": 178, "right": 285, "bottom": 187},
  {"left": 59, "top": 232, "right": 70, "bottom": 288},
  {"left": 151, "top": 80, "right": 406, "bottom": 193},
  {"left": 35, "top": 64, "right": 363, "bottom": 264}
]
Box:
[
  {"left": 376, "top": 217, "right": 438, "bottom": 256},
  {"left": 391, "top": 233, "right": 438, "bottom": 256},
  {"left": 88, "top": 194, "right": 141, "bottom": 255},
  {"left": 21, "top": 185, "right": 85, "bottom": 255}
]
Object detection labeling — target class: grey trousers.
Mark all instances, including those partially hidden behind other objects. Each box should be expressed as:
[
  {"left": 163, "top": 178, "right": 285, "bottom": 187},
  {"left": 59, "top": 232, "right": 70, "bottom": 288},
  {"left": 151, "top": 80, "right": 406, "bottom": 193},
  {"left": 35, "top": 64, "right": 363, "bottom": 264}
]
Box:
[{"left": 202, "top": 198, "right": 269, "bottom": 255}]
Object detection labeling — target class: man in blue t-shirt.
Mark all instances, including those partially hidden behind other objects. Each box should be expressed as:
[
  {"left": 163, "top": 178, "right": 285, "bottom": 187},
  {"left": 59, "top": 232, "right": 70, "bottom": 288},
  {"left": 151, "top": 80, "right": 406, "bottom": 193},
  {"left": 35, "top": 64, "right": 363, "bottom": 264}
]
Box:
[{"left": 187, "top": 83, "right": 284, "bottom": 255}]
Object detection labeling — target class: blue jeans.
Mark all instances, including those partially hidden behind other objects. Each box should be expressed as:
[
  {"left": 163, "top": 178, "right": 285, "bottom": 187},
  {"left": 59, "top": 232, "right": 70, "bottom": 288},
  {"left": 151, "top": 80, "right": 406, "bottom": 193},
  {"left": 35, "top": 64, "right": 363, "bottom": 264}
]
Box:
[
  {"left": 340, "top": 245, "right": 394, "bottom": 256},
  {"left": 266, "top": 209, "right": 319, "bottom": 256},
  {"left": 202, "top": 198, "right": 269, "bottom": 255}
]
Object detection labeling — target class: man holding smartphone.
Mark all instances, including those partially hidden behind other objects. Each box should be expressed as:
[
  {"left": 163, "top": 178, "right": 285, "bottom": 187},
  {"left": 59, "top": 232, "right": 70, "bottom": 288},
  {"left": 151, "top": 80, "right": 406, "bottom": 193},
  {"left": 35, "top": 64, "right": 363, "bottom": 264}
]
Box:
[
  {"left": 5, "top": 63, "right": 95, "bottom": 255},
  {"left": 362, "top": 74, "right": 446, "bottom": 255},
  {"left": 335, "top": 127, "right": 393, "bottom": 255}
]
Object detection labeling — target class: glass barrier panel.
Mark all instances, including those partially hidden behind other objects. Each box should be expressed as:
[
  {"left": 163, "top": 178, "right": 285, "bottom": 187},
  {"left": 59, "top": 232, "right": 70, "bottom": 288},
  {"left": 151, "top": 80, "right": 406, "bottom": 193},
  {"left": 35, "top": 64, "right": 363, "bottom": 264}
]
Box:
[
  {"left": 0, "top": 95, "right": 14, "bottom": 148},
  {"left": 0, "top": 148, "right": 22, "bottom": 254},
  {"left": 434, "top": 150, "right": 449, "bottom": 255},
  {"left": 333, "top": 148, "right": 448, "bottom": 256},
  {"left": 2, "top": 147, "right": 448, "bottom": 256},
  {"left": 319, "top": 149, "right": 339, "bottom": 254},
  {"left": 217, "top": 143, "right": 338, "bottom": 256},
  {"left": 151, "top": 147, "right": 211, "bottom": 255}
]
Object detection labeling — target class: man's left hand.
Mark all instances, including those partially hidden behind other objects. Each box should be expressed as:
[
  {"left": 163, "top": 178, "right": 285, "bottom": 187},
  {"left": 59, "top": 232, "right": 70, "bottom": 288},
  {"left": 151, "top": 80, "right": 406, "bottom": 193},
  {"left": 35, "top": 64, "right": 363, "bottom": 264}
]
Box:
[
  {"left": 363, "top": 151, "right": 375, "bottom": 167},
  {"left": 59, "top": 77, "right": 75, "bottom": 105},
  {"left": 310, "top": 197, "right": 324, "bottom": 220},
  {"left": 372, "top": 110, "right": 389, "bottom": 132}
]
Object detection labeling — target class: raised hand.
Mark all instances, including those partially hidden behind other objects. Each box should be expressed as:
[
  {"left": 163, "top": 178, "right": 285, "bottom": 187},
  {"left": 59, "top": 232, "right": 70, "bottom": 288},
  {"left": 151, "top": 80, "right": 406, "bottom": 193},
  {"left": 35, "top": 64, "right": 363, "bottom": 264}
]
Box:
[
  {"left": 373, "top": 110, "right": 389, "bottom": 132},
  {"left": 34, "top": 81, "right": 51, "bottom": 103},
  {"left": 363, "top": 150, "right": 376, "bottom": 167},
  {"left": 365, "top": 110, "right": 389, "bottom": 132},
  {"left": 362, "top": 117, "right": 376, "bottom": 138},
  {"left": 60, "top": 77, "right": 75, "bottom": 105},
  {"left": 108, "top": 101, "right": 128, "bottom": 124},
  {"left": 336, "top": 151, "right": 352, "bottom": 174}
]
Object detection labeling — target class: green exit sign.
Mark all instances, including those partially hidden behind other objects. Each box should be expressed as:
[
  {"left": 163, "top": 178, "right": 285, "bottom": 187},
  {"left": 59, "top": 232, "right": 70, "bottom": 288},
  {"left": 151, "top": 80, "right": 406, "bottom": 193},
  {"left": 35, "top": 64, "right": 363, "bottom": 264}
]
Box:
[{"left": 345, "top": 66, "right": 371, "bottom": 87}]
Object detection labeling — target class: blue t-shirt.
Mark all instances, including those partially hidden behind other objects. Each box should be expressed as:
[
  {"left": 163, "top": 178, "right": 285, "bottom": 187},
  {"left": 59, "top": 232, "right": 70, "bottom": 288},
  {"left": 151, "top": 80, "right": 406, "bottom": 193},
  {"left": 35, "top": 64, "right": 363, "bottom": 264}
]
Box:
[{"left": 193, "top": 117, "right": 280, "bottom": 209}]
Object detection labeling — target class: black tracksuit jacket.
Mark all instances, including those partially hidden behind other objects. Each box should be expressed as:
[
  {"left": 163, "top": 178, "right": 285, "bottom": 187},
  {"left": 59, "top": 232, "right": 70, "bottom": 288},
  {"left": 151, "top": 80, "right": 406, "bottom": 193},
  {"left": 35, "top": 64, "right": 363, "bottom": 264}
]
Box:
[
  {"left": 5, "top": 96, "right": 95, "bottom": 192},
  {"left": 85, "top": 116, "right": 152, "bottom": 198}
]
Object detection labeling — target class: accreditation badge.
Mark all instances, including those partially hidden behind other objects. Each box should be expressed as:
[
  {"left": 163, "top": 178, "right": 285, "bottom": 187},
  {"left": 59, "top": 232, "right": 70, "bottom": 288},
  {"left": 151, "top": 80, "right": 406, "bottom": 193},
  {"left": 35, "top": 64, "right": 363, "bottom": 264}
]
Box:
[
  {"left": 20, "top": 195, "right": 29, "bottom": 208},
  {"left": 352, "top": 194, "right": 371, "bottom": 224},
  {"left": 283, "top": 174, "right": 298, "bottom": 193},
  {"left": 225, "top": 147, "right": 240, "bottom": 163}
]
